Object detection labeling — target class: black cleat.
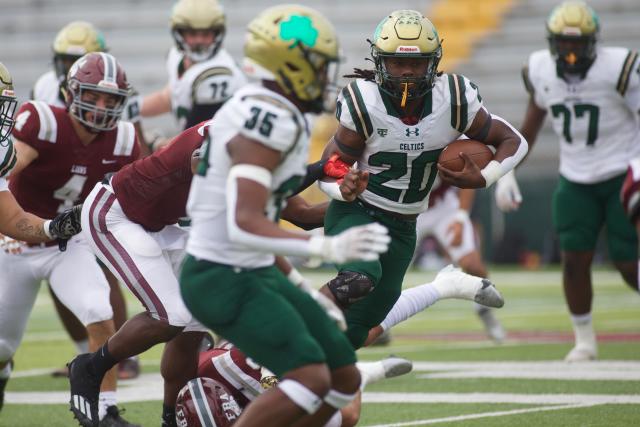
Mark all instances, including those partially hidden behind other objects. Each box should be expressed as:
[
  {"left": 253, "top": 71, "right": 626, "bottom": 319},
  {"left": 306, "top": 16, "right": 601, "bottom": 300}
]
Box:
[
  {"left": 68, "top": 354, "right": 102, "bottom": 427},
  {"left": 99, "top": 406, "right": 140, "bottom": 427}
]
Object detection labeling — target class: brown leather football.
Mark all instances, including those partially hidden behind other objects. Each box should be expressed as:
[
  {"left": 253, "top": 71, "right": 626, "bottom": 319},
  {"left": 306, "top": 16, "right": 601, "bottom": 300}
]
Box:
[{"left": 438, "top": 139, "right": 493, "bottom": 172}]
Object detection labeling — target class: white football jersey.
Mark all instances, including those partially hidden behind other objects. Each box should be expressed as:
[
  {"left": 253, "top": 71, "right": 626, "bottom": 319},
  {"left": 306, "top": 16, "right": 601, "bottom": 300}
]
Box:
[
  {"left": 0, "top": 137, "right": 16, "bottom": 191},
  {"left": 186, "top": 83, "right": 310, "bottom": 268},
  {"left": 337, "top": 76, "right": 482, "bottom": 215},
  {"left": 31, "top": 70, "right": 142, "bottom": 123},
  {"left": 525, "top": 47, "right": 640, "bottom": 183},
  {"left": 166, "top": 47, "right": 248, "bottom": 129}
]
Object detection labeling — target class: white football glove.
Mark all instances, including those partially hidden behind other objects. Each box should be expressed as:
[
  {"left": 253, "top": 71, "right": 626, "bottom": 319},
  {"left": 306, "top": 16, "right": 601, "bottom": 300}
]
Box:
[
  {"left": 309, "top": 223, "right": 390, "bottom": 264},
  {"left": 287, "top": 268, "right": 347, "bottom": 331},
  {"left": 495, "top": 170, "right": 522, "bottom": 212}
]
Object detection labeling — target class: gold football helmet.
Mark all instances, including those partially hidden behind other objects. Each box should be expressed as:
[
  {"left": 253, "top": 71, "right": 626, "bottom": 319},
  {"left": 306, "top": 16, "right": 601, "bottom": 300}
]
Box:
[
  {"left": 170, "top": 0, "right": 226, "bottom": 62},
  {"left": 371, "top": 10, "right": 442, "bottom": 106},
  {"left": 52, "top": 21, "right": 107, "bottom": 80},
  {"left": 243, "top": 4, "right": 339, "bottom": 113},
  {"left": 0, "top": 62, "right": 17, "bottom": 144},
  {"left": 547, "top": 1, "right": 599, "bottom": 75}
]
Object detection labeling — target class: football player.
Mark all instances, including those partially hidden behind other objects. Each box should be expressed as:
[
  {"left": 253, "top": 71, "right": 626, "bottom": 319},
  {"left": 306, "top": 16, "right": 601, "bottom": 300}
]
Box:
[
  {"left": 414, "top": 181, "right": 506, "bottom": 343},
  {"left": 1, "top": 53, "right": 140, "bottom": 426},
  {"left": 181, "top": 5, "right": 391, "bottom": 427},
  {"left": 31, "top": 21, "right": 145, "bottom": 381},
  {"left": 0, "top": 61, "right": 83, "bottom": 412},
  {"left": 33, "top": 21, "right": 147, "bottom": 153},
  {"left": 68, "top": 117, "right": 358, "bottom": 427},
  {"left": 494, "top": 0, "right": 640, "bottom": 361},
  {"left": 140, "top": 0, "right": 247, "bottom": 132},
  {"left": 186, "top": 342, "right": 413, "bottom": 427},
  {"left": 315, "top": 9, "right": 526, "bottom": 351}
]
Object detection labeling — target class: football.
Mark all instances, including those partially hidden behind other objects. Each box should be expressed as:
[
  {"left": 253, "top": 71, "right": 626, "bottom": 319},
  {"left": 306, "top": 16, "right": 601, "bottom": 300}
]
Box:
[{"left": 438, "top": 139, "right": 493, "bottom": 172}]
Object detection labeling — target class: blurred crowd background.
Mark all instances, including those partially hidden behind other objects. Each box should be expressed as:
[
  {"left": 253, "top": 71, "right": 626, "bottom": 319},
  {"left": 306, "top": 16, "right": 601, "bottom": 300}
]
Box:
[{"left": 3, "top": 0, "right": 640, "bottom": 267}]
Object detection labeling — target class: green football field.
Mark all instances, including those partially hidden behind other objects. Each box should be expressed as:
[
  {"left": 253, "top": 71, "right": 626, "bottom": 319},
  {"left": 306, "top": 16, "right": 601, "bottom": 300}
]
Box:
[{"left": 2, "top": 268, "right": 639, "bottom": 426}]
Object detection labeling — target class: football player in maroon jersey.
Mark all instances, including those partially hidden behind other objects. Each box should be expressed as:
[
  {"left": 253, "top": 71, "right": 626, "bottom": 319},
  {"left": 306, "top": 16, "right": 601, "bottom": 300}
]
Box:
[
  {"left": 1, "top": 52, "right": 140, "bottom": 426},
  {"left": 192, "top": 342, "right": 412, "bottom": 427}
]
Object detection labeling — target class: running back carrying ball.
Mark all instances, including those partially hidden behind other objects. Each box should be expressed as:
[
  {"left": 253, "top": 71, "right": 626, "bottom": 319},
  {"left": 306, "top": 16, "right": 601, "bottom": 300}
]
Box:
[{"left": 438, "top": 139, "right": 493, "bottom": 172}]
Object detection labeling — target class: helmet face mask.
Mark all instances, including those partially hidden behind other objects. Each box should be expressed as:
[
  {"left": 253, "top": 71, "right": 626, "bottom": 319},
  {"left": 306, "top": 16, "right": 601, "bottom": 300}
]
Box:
[
  {"left": 370, "top": 10, "right": 442, "bottom": 105},
  {"left": 243, "top": 5, "right": 340, "bottom": 114},
  {"left": 170, "top": 0, "right": 226, "bottom": 63},
  {"left": 546, "top": 1, "right": 599, "bottom": 75},
  {"left": 0, "top": 63, "right": 17, "bottom": 145},
  {"left": 373, "top": 49, "right": 441, "bottom": 102},
  {"left": 65, "top": 53, "right": 130, "bottom": 133}
]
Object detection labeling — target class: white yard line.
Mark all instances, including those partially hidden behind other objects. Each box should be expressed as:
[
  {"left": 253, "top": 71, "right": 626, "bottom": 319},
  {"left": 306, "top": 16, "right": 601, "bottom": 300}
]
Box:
[
  {"left": 7, "top": 382, "right": 640, "bottom": 405},
  {"left": 362, "top": 403, "right": 598, "bottom": 427},
  {"left": 412, "top": 360, "right": 640, "bottom": 381},
  {"left": 362, "top": 392, "right": 640, "bottom": 405}
]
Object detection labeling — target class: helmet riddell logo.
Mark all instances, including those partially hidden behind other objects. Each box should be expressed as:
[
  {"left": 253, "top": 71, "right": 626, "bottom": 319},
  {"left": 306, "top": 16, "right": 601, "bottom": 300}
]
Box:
[{"left": 397, "top": 46, "right": 421, "bottom": 53}]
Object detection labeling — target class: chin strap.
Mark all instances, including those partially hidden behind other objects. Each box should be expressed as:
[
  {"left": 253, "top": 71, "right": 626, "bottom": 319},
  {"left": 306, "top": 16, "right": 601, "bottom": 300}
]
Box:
[{"left": 401, "top": 83, "right": 409, "bottom": 108}]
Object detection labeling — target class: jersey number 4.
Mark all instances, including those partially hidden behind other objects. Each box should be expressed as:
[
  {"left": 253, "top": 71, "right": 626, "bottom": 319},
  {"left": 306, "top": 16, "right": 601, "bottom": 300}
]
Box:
[
  {"left": 551, "top": 103, "right": 599, "bottom": 146},
  {"left": 53, "top": 174, "right": 88, "bottom": 213},
  {"left": 368, "top": 150, "right": 442, "bottom": 204}
]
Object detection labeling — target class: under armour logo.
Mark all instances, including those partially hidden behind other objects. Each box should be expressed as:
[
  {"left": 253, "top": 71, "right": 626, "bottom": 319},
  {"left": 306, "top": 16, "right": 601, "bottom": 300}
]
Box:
[{"left": 405, "top": 128, "right": 419, "bottom": 136}]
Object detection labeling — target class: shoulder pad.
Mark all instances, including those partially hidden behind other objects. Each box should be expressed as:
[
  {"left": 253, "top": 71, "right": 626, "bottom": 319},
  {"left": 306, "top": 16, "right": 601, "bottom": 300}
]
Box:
[
  {"left": 29, "top": 101, "right": 58, "bottom": 143},
  {"left": 113, "top": 121, "right": 136, "bottom": 156},
  {"left": 337, "top": 80, "right": 374, "bottom": 140}
]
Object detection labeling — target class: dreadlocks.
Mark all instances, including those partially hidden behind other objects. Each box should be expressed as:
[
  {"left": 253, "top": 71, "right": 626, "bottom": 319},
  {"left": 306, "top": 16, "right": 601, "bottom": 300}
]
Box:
[{"left": 343, "top": 68, "right": 376, "bottom": 81}]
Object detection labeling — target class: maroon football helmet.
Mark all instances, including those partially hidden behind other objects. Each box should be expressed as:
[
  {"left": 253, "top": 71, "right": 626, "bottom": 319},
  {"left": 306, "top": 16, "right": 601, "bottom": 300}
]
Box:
[
  {"left": 176, "top": 377, "right": 243, "bottom": 427},
  {"left": 65, "top": 52, "right": 130, "bottom": 132}
]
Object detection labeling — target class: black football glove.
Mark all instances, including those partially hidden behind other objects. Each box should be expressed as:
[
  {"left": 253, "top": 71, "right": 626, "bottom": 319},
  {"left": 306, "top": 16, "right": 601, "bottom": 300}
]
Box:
[{"left": 48, "top": 204, "right": 83, "bottom": 252}]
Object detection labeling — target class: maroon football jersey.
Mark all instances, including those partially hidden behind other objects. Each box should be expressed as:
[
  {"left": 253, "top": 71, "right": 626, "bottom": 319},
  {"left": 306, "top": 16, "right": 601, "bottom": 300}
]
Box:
[
  {"left": 111, "top": 122, "right": 207, "bottom": 231},
  {"left": 10, "top": 101, "right": 139, "bottom": 218},
  {"left": 621, "top": 159, "right": 640, "bottom": 222},
  {"left": 197, "top": 344, "right": 263, "bottom": 408}
]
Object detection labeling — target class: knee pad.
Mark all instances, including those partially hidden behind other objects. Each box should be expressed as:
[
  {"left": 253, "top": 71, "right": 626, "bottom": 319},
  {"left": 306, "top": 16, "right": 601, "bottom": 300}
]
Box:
[
  {"left": 327, "top": 271, "right": 374, "bottom": 309},
  {"left": 278, "top": 379, "right": 323, "bottom": 414}
]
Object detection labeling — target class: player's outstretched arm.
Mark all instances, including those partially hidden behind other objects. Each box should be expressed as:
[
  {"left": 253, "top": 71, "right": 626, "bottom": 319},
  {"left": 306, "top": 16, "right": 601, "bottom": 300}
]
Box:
[
  {"left": 226, "top": 134, "right": 389, "bottom": 264},
  {"left": 0, "top": 190, "right": 49, "bottom": 243}
]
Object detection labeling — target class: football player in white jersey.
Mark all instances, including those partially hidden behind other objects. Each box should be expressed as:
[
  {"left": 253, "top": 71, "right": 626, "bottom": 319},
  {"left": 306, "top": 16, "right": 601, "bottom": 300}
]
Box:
[
  {"left": 180, "top": 5, "right": 390, "bottom": 427},
  {"left": 141, "top": 0, "right": 247, "bottom": 132},
  {"left": 316, "top": 9, "right": 527, "bottom": 350},
  {"left": 30, "top": 21, "right": 142, "bottom": 380},
  {"left": 495, "top": 1, "right": 640, "bottom": 361},
  {"left": 0, "top": 61, "right": 89, "bottom": 413}
]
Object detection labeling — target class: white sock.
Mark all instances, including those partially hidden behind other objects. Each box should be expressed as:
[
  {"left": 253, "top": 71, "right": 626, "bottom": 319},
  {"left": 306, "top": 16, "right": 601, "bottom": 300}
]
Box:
[
  {"left": 98, "top": 391, "right": 117, "bottom": 420},
  {"left": 322, "top": 411, "right": 343, "bottom": 427},
  {"left": 570, "top": 313, "right": 596, "bottom": 348},
  {"left": 0, "top": 362, "right": 11, "bottom": 379},
  {"left": 473, "top": 302, "right": 485, "bottom": 313},
  {"left": 379, "top": 283, "right": 440, "bottom": 331},
  {"left": 356, "top": 361, "right": 385, "bottom": 390},
  {"left": 75, "top": 339, "right": 89, "bottom": 355}
]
